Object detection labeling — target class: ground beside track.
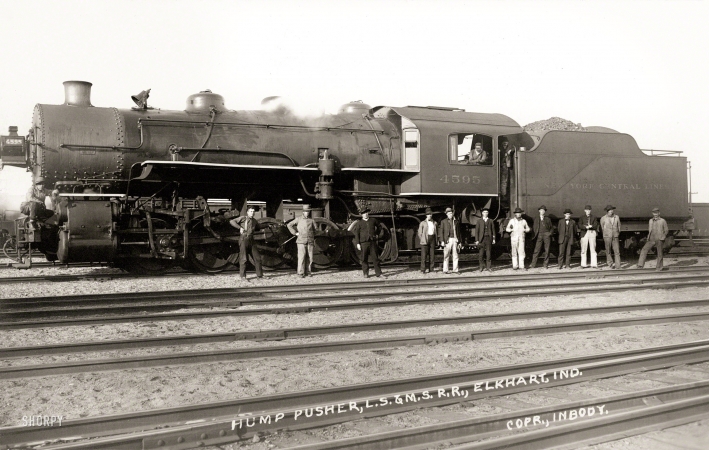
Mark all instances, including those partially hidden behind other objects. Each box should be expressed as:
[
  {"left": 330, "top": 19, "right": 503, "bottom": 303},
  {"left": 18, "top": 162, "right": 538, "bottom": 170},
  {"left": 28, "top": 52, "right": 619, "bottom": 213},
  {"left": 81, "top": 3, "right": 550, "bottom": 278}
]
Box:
[{"left": 0, "top": 253, "right": 708, "bottom": 449}]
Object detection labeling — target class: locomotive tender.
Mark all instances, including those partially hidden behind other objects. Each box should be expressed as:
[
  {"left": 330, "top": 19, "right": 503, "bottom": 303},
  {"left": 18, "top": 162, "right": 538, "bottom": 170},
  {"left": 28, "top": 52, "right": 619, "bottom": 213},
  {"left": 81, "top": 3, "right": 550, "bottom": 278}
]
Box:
[{"left": 0, "top": 81, "right": 689, "bottom": 271}]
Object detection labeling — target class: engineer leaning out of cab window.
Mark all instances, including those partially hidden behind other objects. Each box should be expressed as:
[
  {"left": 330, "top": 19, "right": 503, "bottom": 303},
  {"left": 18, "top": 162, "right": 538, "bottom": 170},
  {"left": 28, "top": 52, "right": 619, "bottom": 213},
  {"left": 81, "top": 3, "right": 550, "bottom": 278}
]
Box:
[{"left": 460, "top": 142, "right": 490, "bottom": 165}]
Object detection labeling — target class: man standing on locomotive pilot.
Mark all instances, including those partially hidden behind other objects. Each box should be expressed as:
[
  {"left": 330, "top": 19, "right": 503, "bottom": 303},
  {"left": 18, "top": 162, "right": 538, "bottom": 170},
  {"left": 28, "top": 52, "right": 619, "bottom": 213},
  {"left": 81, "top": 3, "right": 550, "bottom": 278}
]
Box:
[
  {"left": 351, "top": 209, "right": 383, "bottom": 278},
  {"left": 229, "top": 205, "right": 263, "bottom": 281},
  {"left": 287, "top": 204, "right": 317, "bottom": 278}
]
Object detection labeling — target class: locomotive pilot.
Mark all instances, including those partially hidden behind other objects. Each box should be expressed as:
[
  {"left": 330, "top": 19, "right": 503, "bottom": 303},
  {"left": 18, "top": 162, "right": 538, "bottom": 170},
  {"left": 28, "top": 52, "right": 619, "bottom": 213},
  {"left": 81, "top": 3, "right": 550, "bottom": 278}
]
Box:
[
  {"left": 287, "top": 204, "right": 317, "bottom": 277},
  {"left": 474, "top": 207, "right": 496, "bottom": 272},
  {"left": 557, "top": 209, "right": 578, "bottom": 269},
  {"left": 530, "top": 205, "right": 553, "bottom": 269},
  {"left": 579, "top": 205, "right": 600, "bottom": 268},
  {"left": 438, "top": 207, "right": 462, "bottom": 273},
  {"left": 600, "top": 205, "right": 622, "bottom": 269},
  {"left": 350, "top": 209, "right": 384, "bottom": 278},
  {"left": 506, "top": 207, "right": 530, "bottom": 270},
  {"left": 636, "top": 207, "right": 668, "bottom": 271},
  {"left": 229, "top": 206, "right": 263, "bottom": 280}
]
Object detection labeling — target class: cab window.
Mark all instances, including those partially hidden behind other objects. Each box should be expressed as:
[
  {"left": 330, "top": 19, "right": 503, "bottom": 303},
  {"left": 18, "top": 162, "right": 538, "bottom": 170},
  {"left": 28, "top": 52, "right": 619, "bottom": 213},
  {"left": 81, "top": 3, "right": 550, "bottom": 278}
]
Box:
[{"left": 448, "top": 133, "right": 493, "bottom": 166}]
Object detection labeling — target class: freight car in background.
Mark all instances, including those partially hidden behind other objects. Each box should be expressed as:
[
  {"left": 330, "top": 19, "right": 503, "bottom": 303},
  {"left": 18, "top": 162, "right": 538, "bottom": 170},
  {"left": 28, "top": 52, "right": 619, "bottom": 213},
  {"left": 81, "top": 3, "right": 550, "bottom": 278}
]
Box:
[{"left": 0, "top": 81, "right": 691, "bottom": 271}]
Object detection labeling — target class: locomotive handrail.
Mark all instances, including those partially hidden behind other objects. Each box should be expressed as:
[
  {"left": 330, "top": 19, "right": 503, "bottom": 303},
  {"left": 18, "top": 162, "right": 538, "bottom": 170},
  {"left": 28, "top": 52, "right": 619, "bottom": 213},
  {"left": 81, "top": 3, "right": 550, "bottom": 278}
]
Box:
[{"left": 136, "top": 117, "right": 387, "bottom": 134}]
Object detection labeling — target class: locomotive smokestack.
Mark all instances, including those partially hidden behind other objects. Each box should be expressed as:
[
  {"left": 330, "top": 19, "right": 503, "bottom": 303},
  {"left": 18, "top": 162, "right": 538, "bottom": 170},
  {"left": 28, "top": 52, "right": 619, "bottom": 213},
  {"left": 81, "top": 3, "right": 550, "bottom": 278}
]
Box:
[{"left": 63, "top": 81, "right": 93, "bottom": 107}]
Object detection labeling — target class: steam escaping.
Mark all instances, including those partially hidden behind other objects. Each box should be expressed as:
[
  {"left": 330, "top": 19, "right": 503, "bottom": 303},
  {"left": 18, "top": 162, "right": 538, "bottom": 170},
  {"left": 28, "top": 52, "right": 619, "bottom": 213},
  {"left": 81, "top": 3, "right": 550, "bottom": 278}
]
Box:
[{"left": 0, "top": 166, "right": 32, "bottom": 215}]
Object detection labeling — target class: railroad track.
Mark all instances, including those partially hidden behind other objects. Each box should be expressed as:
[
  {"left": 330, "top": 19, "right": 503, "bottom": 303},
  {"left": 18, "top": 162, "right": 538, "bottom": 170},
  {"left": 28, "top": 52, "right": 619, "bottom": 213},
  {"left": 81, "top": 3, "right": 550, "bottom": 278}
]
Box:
[
  {"left": 3, "top": 308, "right": 709, "bottom": 380},
  {"left": 2, "top": 268, "right": 709, "bottom": 328},
  {"left": 3, "top": 340, "right": 709, "bottom": 449},
  {"left": 1, "top": 245, "right": 706, "bottom": 280}
]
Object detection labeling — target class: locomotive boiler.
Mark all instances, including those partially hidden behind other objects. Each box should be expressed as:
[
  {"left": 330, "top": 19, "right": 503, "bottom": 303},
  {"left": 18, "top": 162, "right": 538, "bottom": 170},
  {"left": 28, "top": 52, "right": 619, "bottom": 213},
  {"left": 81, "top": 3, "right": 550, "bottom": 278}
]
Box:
[{"left": 0, "top": 81, "right": 690, "bottom": 271}]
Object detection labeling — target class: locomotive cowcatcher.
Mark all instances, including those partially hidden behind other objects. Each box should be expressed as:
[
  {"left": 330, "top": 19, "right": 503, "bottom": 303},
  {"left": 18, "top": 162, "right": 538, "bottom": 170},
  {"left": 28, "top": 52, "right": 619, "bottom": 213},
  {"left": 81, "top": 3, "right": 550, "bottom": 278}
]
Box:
[{"left": 0, "top": 81, "right": 689, "bottom": 271}]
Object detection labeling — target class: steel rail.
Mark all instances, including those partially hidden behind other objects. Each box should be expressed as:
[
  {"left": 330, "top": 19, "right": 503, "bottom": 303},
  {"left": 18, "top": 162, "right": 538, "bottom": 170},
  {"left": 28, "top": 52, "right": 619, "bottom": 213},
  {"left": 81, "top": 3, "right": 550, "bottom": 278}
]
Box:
[
  {"left": 4, "top": 298, "right": 709, "bottom": 359},
  {"left": 3, "top": 270, "right": 708, "bottom": 313},
  {"left": 450, "top": 395, "right": 709, "bottom": 450},
  {"left": 2, "top": 276, "right": 709, "bottom": 330},
  {"left": 4, "top": 311, "right": 709, "bottom": 380},
  {"left": 4, "top": 265, "right": 708, "bottom": 309},
  {"left": 285, "top": 380, "right": 709, "bottom": 450},
  {"left": 5, "top": 340, "right": 709, "bottom": 449}
]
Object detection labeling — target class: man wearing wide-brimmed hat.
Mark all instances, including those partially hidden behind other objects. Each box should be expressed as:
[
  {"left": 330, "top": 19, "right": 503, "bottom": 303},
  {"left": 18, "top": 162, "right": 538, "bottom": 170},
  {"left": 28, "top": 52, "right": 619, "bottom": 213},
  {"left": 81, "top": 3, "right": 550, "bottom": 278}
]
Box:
[
  {"left": 417, "top": 207, "right": 438, "bottom": 274},
  {"left": 287, "top": 204, "right": 317, "bottom": 277},
  {"left": 636, "top": 207, "right": 668, "bottom": 271},
  {"left": 530, "top": 205, "right": 553, "bottom": 269},
  {"left": 579, "top": 205, "right": 599, "bottom": 269},
  {"left": 505, "top": 207, "right": 529, "bottom": 270},
  {"left": 557, "top": 208, "right": 578, "bottom": 269},
  {"left": 600, "top": 204, "right": 622, "bottom": 269}
]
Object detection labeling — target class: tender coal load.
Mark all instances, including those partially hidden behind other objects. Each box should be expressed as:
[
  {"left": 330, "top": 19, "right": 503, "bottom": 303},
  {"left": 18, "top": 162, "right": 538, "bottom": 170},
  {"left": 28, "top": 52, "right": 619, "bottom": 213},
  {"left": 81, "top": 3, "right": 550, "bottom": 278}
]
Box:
[{"left": 524, "top": 117, "right": 587, "bottom": 132}]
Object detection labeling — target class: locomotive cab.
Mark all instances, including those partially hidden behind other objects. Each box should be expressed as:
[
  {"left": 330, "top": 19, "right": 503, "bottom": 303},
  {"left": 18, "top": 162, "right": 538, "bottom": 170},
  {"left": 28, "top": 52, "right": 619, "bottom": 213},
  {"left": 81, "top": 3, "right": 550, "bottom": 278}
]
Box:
[{"left": 372, "top": 106, "right": 522, "bottom": 199}]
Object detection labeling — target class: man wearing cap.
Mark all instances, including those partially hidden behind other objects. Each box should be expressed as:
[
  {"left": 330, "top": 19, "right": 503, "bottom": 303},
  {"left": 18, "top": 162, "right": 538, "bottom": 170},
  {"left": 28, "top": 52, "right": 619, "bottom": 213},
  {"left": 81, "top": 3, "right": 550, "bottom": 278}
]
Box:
[
  {"left": 530, "top": 205, "right": 553, "bottom": 269},
  {"left": 229, "top": 205, "right": 263, "bottom": 280},
  {"left": 287, "top": 204, "right": 317, "bottom": 278},
  {"left": 463, "top": 142, "right": 489, "bottom": 165},
  {"left": 506, "top": 207, "right": 529, "bottom": 270},
  {"left": 600, "top": 205, "right": 622, "bottom": 269},
  {"left": 438, "top": 207, "right": 461, "bottom": 273},
  {"left": 351, "top": 209, "right": 383, "bottom": 278},
  {"left": 417, "top": 208, "right": 438, "bottom": 274},
  {"left": 557, "top": 209, "right": 578, "bottom": 269},
  {"left": 579, "top": 205, "right": 600, "bottom": 269},
  {"left": 499, "top": 138, "right": 515, "bottom": 199},
  {"left": 475, "top": 207, "right": 496, "bottom": 272},
  {"left": 637, "top": 208, "right": 669, "bottom": 271}
]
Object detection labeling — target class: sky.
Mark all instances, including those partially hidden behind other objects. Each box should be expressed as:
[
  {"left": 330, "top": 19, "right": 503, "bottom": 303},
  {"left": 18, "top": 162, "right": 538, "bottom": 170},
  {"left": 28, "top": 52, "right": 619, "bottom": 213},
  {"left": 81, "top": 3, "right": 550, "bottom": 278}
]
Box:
[{"left": 1, "top": 0, "right": 708, "bottom": 213}]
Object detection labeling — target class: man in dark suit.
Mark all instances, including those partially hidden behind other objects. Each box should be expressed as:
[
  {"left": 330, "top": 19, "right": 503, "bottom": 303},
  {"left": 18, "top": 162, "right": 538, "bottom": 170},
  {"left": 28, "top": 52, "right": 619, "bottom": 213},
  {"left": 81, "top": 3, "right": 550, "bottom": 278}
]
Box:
[
  {"left": 557, "top": 208, "right": 578, "bottom": 269},
  {"left": 229, "top": 205, "right": 263, "bottom": 281},
  {"left": 474, "top": 207, "right": 496, "bottom": 272},
  {"left": 350, "top": 209, "right": 383, "bottom": 278},
  {"left": 530, "top": 205, "right": 553, "bottom": 269}
]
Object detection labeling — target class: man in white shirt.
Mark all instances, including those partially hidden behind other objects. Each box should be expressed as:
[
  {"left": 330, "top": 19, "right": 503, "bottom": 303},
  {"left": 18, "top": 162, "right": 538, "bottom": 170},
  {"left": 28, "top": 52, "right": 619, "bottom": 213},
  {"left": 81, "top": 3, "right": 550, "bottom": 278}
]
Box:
[{"left": 506, "top": 207, "right": 529, "bottom": 270}]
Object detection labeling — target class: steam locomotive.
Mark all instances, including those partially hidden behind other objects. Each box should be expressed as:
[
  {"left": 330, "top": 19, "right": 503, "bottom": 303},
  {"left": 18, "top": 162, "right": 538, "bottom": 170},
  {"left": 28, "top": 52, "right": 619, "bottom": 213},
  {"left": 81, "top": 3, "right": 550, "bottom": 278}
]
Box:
[{"left": 0, "top": 81, "right": 689, "bottom": 271}]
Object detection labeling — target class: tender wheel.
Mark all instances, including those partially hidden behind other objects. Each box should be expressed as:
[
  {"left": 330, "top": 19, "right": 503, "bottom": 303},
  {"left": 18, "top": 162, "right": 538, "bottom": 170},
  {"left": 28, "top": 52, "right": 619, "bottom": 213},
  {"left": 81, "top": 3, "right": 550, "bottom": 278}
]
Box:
[{"left": 312, "top": 217, "right": 344, "bottom": 269}]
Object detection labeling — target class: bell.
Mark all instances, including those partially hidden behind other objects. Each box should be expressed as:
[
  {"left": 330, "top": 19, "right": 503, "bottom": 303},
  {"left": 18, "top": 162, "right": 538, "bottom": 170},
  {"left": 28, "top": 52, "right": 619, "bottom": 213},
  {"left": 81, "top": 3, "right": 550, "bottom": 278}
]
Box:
[{"left": 131, "top": 89, "right": 151, "bottom": 109}]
